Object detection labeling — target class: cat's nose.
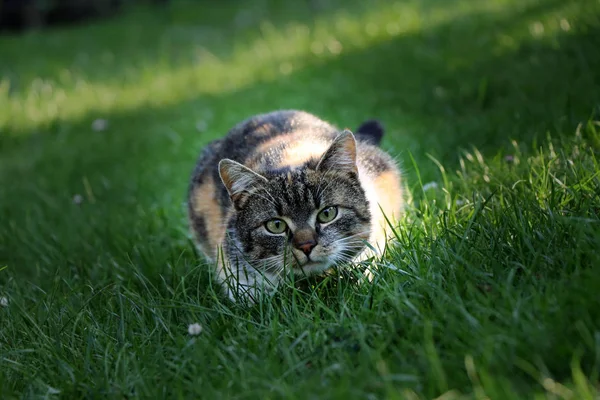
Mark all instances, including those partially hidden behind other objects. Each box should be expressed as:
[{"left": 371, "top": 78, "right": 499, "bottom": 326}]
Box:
[{"left": 296, "top": 240, "right": 317, "bottom": 256}]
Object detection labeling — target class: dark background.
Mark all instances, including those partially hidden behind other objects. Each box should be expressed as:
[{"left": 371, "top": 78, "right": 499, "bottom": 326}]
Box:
[{"left": 0, "top": 0, "right": 167, "bottom": 31}]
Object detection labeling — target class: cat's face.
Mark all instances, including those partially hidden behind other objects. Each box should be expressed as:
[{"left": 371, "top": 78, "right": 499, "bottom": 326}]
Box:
[{"left": 219, "top": 131, "right": 371, "bottom": 276}]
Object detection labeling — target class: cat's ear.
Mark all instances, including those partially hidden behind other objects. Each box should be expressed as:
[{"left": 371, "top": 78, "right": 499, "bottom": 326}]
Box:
[
  {"left": 316, "top": 130, "right": 358, "bottom": 174},
  {"left": 219, "top": 159, "right": 268, "bottom": 206}
]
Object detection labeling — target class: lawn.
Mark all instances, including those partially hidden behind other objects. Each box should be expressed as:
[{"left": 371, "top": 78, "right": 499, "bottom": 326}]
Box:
[{"left": 1, "top": 0, "right": 600, "bottom": 398}]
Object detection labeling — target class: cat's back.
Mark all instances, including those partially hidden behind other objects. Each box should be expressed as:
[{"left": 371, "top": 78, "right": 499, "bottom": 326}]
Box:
[{"left": 217, "top": 110, "right": 339, "bottom": 170}]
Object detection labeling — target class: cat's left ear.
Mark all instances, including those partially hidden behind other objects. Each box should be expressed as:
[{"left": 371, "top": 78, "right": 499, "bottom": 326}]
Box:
[
  {"left": 219, "top": 159, "right": 268, "bottom": 207},
  {"left": 316, "top": 130, "right": 358, "bottom": 174}
]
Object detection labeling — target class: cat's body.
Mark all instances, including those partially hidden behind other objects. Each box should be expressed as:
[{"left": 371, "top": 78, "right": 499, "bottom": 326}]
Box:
[{"left": 188, "top": 110, "right": 403, "bottom": 301}]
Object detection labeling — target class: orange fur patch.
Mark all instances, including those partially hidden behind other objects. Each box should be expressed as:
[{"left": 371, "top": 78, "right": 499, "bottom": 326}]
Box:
[
  {"left": 373, "top": 170, "right": 403, "bottom": 223},
  {"left": 279, "top": 138, "right": 329, "bottom": 168},
  {"left": 366, "top": 169, "right": 403, "bottom": 252},
  {"left": 190, "top": 175, "right": 227, "bottom": 259}
]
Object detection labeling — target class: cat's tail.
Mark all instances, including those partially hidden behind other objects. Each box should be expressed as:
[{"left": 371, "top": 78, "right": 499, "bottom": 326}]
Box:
[{"left": 355, "top": 120, "right": 384, "bottom": 146}]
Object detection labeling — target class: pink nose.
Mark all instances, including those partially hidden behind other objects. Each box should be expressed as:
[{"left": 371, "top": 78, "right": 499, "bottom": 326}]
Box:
[{"left": 297, "top": 241, "right": 317, "bottom": 255}]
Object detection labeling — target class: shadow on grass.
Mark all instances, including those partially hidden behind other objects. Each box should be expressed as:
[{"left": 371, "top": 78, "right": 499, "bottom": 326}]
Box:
[{"left": 0, "top": 0, "right": 599, "bottom": 293}]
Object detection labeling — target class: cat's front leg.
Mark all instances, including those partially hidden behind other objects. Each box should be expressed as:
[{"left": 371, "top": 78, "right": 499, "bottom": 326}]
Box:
[{"left": 217, "top": 260, "right": 280, "bottom": 304}]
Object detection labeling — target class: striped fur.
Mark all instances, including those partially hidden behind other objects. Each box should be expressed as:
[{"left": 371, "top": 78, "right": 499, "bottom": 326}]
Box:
[{"left": 187, "top": 110, "right": 403, "bottom": 302}]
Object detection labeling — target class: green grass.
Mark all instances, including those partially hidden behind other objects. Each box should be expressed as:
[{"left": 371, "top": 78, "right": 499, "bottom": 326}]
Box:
[{"left": 1, "top": 0, "right": 600, "bottom": 398}]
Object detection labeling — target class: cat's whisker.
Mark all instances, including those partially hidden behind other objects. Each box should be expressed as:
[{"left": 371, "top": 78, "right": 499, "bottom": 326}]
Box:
[
  {"left": 335, "top": 245, "right": 367, "bottom": 254},
  {"left": 335, "top": 256, "right": 355, "bottom": 264},
  {"left": 333, "top": 240, "right": 367, "bottom": 249},
  {"left": 255, "top": 256, "right": 279, "bottom": 267},
  {"left": 264, "top": 258, "right": 284, "bottom": 270},
  {"left": 255, "top": 255, "right": 284, "bottom": 271},
  {"left": 335, "top": 239, "right": 365, "bottom": 248},
  {"left": 335, "top": 255, "right": 357, "bottom": 264},
  {"left": 332, "top": 255, "right": 357, "bottom": 267},
  {"left": 258, "top": 251, "right": 299, "bottom": 277},
  {"left": 333, "top": 245, "right": 363, "bottom": 256},
  {"left": 335, "top": 245, "right": 366, "bottom": 260},
  {"left": 263, "top": 264, "right": 283, "bottom": 275},
  {"left": 331, "top": 230, "right": 371, "bottom": 241},
  {"left": 331, "top": 247, "right": 356, "bottom": 256},
  {"left": 337, "top": 242, "right": 364, "bottom": 251},
  {"left": 333, "top": 240, "right": 368, "bottom": 251}
]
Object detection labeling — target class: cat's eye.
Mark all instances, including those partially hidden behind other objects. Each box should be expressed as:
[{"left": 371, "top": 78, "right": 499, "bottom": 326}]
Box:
[
  {"left": 265, "top": 219, "right": 287, "bottom": 234},
  {"left": 317, "top": 206, "right": 338, "bottom": 223}
]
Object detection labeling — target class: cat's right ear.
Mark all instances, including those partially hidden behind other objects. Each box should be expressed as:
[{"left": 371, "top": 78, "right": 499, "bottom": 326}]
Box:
[{"left": 219, "top": 159, "right": 268, "bottom": 207}]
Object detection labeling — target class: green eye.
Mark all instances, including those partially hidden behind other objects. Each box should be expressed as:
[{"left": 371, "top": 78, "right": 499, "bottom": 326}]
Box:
[
  {"left": 317, "top": 206, "right": 338, "bottom": 223},
  {"left": 265, "top": 219, "right": 287, "bottom": 234}
]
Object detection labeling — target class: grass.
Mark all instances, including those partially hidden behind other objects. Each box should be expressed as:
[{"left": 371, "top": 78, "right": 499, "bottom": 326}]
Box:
[{"left": 1, "top": 0, "right": 600, "bottom": 398}]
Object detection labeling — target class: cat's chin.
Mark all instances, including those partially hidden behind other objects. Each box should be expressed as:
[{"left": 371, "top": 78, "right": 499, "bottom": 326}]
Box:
[{"left": 292, "top": 260, "right": 333, "bottom": 276}]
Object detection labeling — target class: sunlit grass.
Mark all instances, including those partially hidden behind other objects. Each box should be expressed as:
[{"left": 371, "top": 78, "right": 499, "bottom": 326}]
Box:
[
  {"left": 1, "top": 1, "right": 425, "bottom": 130},
  {"left": 0, "top": 0, "right": 588, "bottom": 132}
]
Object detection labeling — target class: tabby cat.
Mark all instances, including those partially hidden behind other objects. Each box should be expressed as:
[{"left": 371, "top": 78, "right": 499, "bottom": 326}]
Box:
[{"left": 188, "top": 110, "right": 403, "bottom": 302}]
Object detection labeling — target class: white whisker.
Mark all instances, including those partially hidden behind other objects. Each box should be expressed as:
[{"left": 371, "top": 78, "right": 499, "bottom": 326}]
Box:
[{"left": 331, "top": 230, "right": 371, "bottom": 241}]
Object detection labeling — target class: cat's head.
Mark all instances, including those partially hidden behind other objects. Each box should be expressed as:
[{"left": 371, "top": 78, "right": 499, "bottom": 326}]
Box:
[{"left": 218, "top": 131, "right": 371, "bottom": 276}]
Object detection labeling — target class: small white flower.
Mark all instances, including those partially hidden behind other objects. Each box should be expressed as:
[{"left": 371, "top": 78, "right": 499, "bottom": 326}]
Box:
[
  {"left": 188, "top": 323, "right": 203, "bottom": 336},
  {"left": 455, "top": 199, "right": 466, "bottom": 206},
  {"left": 0, "top": 296, "right": 8, "bottom": 307},
  {"left": 92, "top": 119, "right": 109, "bottom": 132},
  {"left": 422, "top": 181, "right": 439, "bottom": 192},
  {"left": 72, "top": 194, "right": 84, "bottom": 204}
]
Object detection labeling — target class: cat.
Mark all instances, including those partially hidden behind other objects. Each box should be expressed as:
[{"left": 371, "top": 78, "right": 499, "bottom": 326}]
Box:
[{"left": 187, "top": 110, "right": 403, "bottom": 302}]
